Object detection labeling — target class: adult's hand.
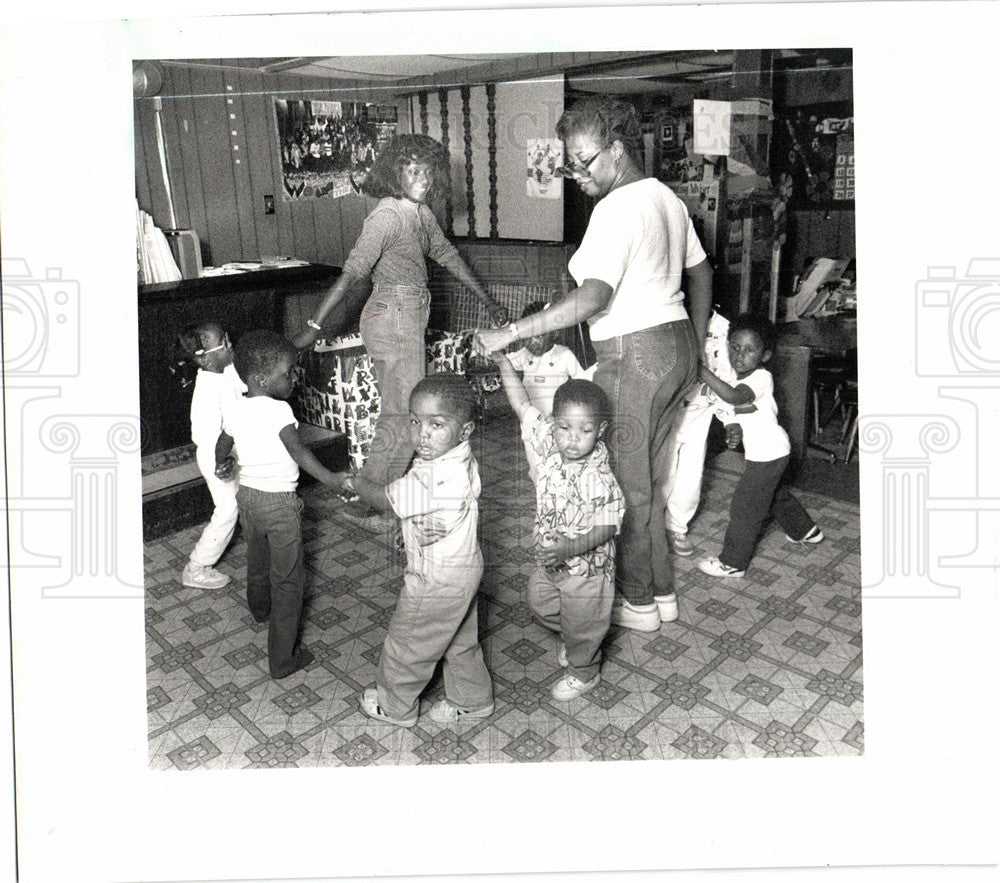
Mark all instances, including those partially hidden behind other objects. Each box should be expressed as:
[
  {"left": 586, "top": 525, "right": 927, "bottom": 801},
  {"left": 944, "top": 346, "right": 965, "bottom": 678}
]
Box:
[{"left": 472, "top": 327, "right": 510, "bottom": 358}]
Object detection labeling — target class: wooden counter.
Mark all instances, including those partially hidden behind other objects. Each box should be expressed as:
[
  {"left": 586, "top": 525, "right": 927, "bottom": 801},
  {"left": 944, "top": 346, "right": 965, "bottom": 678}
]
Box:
[{"left": 138, "top": 263, "right": 340, "bottom": 454}]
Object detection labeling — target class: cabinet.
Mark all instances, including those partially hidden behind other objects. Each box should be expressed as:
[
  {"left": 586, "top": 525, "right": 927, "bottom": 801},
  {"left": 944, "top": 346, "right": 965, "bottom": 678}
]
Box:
[{"left": 137, "top": 264, "right": 340, "bottom": 454}]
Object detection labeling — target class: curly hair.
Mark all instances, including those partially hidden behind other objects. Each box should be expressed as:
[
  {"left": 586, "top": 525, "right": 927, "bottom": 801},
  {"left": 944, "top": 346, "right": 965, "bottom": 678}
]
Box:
[
  {"left": 232, "top": 329, "right": 297, "bottom": 385},
  {"left": 728, "top": 313, "right": 778, "bottom": 354},
  {"left": 410, "top": 372, "right": 479, "bottom": 424},
  {"left": 362, "top": 134, "right": 451, "bottom": 201},
  {"left": 555, "top": 95, "right": 643, "bottom": 164},
  {"left": 552, "top": 378, "right": 612, "bottom": 426}
]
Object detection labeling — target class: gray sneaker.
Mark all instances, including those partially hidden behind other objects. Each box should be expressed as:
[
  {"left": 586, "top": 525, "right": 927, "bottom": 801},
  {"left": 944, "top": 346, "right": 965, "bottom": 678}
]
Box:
[{"left": 181, "top": 563, "right": 231, "bottom": 589}]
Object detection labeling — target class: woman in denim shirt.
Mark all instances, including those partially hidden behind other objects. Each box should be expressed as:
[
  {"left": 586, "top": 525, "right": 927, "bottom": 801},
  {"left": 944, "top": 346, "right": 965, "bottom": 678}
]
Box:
[{"left": 297, "top": 135, "right": 507, "bottom": 516}]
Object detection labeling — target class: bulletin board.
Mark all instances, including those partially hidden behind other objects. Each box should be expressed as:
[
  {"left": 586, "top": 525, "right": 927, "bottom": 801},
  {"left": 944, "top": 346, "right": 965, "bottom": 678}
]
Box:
[{"left": 773, "top": 101, "right": 854, "bottom": 207}]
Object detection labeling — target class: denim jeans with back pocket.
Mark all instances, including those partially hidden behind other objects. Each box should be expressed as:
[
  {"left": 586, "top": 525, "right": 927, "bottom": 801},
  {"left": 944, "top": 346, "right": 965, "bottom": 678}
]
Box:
[{"left": 591, "top": 319, "right": 698, "bottom": 606}]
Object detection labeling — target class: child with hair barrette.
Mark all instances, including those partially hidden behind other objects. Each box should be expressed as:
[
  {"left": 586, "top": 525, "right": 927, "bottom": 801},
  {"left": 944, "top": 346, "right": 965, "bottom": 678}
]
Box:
[
  {"left": 696, "top": 314, "right": 823, "bottom": 579},
  {"left": 505, "top": 301, "right": 590, "bottom": 483},
  {"left": 172, "top": 321, "right": 246, "bottom": 590}
]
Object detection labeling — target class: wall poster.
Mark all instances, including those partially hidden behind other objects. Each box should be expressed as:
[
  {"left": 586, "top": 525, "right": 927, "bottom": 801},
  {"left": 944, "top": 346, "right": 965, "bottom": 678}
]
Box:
[
  {"left": 274, "top": 99, "right": 398, "bottom": 201},
  {"left": 526, "top": 138, "right": 563, "bottom": 199}
]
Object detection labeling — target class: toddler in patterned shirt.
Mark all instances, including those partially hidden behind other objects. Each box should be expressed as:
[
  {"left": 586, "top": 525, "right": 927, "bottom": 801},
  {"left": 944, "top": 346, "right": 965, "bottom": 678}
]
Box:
[{"left": 496, "top": 357, "right": 625, "bottom": 702}]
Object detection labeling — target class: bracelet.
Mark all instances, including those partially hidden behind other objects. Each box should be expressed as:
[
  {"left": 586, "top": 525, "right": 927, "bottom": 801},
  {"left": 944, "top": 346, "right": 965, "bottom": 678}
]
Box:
[{"left": 306, "top": 319, "right": 322, "bottom": 331}]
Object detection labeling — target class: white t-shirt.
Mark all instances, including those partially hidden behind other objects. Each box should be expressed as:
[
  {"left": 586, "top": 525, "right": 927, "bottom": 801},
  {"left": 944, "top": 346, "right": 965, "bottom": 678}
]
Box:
[
  {"left": 386, "top": 439, "right": 481, "bottom": 571},
  {"left": 567, "top": 177, "right": 707, "bottom": 341},
  {"left": 730, "top": 368, "right": 791, "bottom": 462},
  {"left": 190, "top": 363, "right": 247, "bottom": 450},
  {"left": 507, "top": 343, "right": 586, "bottom": 416},
  {"left": 221, "top": 396, "right": 299, "bottom": 492}
]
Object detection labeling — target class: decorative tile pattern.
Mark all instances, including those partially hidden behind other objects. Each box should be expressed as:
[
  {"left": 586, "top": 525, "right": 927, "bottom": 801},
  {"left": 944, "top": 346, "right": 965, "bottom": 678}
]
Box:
[{"left": 145, "top": 412, "right": 862, "bottom": 767}]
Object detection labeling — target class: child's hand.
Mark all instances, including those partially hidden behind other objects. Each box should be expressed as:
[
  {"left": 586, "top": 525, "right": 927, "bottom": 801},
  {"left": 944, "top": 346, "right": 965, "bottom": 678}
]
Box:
[
  {"left": 214, "top": 457, "right": 235, "bottom": 479},
  {"left": 332, "top": 472, "right": 359, "bottom": 502},
  {"left": 724, "top": 423, "right": 743, "bottom": 449},
  {"left": 536, "top": 532, "right": 573, "bottom": 569},
  {"left": 487, "top": 302, "right": 509, "bottom": 327},
  {"left": 412, "top": 513, "right": 448, "bottom": 546}
]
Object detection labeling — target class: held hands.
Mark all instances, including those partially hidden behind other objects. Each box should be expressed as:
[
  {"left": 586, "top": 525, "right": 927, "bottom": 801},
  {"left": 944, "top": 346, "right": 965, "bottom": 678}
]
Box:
[
  {"left": 291, "top": 328, "right": 319, "bottom": 351},
  {"left": 724, "top": 423, "right": 743, "bottom": 449},
  {"left": 473, "top": 326, "right": 511, "bottom": 358},
  {"left": 332, "top": 472, "right": 359, "bottom": 502},
  {"left": 215, "top": 457, "right": 236, "bottom": 479}
]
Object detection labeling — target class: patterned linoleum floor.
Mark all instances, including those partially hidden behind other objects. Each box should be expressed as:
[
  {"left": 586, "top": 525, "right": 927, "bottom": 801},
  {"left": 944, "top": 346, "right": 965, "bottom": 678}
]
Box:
[{"left": 145, "top": 412, "right": 862, "bottom": 769}]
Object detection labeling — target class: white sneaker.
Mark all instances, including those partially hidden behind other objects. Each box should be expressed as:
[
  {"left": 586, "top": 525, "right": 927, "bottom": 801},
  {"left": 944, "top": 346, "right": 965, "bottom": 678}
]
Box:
[
  {"left": 611, "top": 600, "right": 661, "bottom": 632},
  {"left": 181, "top": 562, "right": 231, "bottom": 589},
  {"left": 697, "top": 556, "right": 745, "bottom": 578},
  {"left": 428, "top": 698, "right": 494, "bottom": 723},
  {"left": 653, "top": 592, "right": 679, "bottom": 623},
  {"left": 556, "top": 643, "right": 569, "bottom": 668},
  {"left": 786, "top": 526, "right": 825, "bottom": 544},
  {"left": 667, "top": 531, "right": 695, "bottom": 556},
  {"left": 550, "top": 672, "right": 601, "bottom": 701},
  {"left": 359, "top": 687, "right": 418, "bottom": 727}
]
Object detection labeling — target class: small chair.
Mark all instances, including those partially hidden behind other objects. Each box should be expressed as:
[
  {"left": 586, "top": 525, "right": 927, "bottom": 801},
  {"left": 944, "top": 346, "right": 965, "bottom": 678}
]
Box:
[
  {"left": 839, "top": 379, "right": 859, "bottom": 463},
  {"left": 811, "top": 349, "right": 857, "bottom": 437}
]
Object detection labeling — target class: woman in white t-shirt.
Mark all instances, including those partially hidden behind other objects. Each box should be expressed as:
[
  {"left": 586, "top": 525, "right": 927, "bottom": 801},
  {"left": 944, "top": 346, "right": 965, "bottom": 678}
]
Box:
[
  {"left": 695, "top": 314, "right": 823, "bottom": 578},
  {"left": 475, "top": 95, "right": 714, "bottom": 632}
]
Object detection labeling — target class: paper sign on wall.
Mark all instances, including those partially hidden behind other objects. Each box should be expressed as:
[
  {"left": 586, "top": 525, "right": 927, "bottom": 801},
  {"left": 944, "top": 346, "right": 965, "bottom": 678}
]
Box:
[
  {"left": 693, "top": 99, "right": 731, "bottom": 156},
  {"left": 526, "top": 139, "right": 563, "bottom": 199}
]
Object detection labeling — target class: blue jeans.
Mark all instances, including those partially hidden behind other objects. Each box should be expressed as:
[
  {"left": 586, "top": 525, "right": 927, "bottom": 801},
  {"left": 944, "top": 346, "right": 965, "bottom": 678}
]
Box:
[
  {"left": 358, "top": 283, "right": 430, "bottom": 488},
  {"left": 591, "top": 320, "right": 698, "bottom": 605},
  {"left": 237, "top": 486, "right": 308, "bottom": 678}
]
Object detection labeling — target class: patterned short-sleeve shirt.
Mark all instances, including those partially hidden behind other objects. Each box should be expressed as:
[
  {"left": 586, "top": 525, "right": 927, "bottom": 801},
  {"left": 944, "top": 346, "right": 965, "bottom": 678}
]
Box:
[{"left": 522, "top": 407, "right": 625, "bottom": 578}]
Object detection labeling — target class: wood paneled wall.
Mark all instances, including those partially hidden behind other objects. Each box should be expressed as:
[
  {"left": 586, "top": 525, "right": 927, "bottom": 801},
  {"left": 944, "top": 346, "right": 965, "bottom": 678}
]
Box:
[
  {"left": 134, "top": 62, "right": 407, "bottom": 268},
  {"left": 134, "top": 54, "right": 639, "bottom": 267}
]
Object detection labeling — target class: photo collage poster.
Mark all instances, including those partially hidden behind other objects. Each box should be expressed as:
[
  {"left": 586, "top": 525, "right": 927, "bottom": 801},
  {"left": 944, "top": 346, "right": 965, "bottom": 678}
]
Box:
[{"left": 274, "top": 98, "right": 398, "bottom": 201}]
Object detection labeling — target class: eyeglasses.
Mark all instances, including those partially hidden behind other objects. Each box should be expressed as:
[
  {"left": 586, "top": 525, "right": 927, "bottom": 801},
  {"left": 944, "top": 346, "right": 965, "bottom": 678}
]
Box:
[
  {"left": 194, "top": 343, "right": 227, "bottom": 356},
  {"left": 554, "top": 147, "right": 606, "bottom": 179}
]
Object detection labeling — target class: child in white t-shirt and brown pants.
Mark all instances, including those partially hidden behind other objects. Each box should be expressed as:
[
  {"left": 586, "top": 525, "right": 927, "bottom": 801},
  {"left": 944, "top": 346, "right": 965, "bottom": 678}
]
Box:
[
  {"left": 215, "top": 330, "right": 345, "bottom": 678},
  {"left": 696, "top": 314, "right": 823, "bottom": 578}
]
